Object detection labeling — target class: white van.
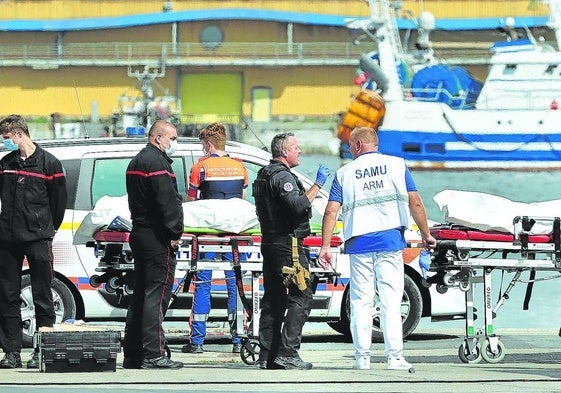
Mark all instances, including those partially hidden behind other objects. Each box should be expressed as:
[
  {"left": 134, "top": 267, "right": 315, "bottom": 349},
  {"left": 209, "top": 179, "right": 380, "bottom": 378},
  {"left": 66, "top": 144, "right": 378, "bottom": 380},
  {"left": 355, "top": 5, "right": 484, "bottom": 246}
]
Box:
[{"left": 6, "top": 136, "right": 465, "bottom": 346}]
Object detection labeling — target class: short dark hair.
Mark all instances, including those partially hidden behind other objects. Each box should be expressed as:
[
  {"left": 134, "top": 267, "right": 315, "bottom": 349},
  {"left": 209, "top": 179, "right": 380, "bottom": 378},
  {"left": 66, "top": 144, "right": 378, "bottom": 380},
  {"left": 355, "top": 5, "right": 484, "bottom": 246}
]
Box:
[
  {"left": 271, "top": 132, "right": 294, "bottom": 158},
  {"left": 0, "top": 114, "right": 30, "bottom": 137}
]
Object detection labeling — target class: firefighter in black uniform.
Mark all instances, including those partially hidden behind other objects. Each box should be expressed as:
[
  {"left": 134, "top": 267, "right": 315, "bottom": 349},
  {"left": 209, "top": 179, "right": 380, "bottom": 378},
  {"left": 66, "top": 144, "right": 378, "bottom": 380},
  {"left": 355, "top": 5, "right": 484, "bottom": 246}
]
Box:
[
  {"left": 0, "top": 115, "right": 67, "bottom": 369},
  {"left": 253, "top": 132, "right": 330, "bottom": 370},
  {"left": 123, "top": 120, "right": 184, "bottom": 369}
]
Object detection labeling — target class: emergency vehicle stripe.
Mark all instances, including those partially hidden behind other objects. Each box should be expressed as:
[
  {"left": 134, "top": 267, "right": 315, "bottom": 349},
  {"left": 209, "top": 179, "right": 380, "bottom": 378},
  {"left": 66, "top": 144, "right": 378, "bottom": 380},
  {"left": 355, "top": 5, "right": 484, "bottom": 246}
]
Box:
[
  {"left": 0, "top": 169, "right": 65, "bottom": 180},
  {"left": 126, "top": 169, "right": 176, "bottom": 178}
]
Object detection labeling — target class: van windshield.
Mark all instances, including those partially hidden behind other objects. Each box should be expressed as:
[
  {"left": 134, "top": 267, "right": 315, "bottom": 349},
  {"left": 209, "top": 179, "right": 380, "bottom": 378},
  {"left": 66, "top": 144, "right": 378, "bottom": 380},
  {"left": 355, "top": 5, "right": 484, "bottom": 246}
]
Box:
[{"left": 91, "top": 157, "right": 187, "bottom": 206}]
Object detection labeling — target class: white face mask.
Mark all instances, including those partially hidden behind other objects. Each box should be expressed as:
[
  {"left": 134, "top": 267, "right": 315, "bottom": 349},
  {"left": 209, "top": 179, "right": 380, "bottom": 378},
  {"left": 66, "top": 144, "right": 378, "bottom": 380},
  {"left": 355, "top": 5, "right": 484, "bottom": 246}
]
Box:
[{"left": 165, "top": 139, "right": 177, "bottom": 156}]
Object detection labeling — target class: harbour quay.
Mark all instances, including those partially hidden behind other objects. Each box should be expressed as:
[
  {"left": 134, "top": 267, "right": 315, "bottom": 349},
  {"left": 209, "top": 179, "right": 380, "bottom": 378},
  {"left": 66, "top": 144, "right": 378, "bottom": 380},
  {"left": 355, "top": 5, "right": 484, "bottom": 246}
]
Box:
[{"left": 0, "top": 327, "right": 560, "bottom": 393}]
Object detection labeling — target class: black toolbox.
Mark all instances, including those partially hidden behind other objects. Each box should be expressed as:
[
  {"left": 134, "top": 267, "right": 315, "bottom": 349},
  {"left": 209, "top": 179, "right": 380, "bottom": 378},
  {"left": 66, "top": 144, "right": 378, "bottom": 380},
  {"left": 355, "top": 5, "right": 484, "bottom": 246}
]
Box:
[{"left": 38, "top": 326, "right": 121, "bottom": 372}]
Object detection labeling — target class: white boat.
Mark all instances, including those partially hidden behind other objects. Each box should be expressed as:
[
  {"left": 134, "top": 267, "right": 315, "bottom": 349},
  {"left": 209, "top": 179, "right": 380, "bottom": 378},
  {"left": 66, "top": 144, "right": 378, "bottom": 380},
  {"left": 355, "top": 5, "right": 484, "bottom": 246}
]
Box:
[{"left": 342, "top": 0, "right": 561, "bottom": 169}]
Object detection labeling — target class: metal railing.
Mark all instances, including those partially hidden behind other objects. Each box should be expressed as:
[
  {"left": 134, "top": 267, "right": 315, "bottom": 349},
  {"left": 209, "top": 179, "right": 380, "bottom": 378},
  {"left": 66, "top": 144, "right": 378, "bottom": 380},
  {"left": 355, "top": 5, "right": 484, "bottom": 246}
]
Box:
[{"left": 0, "top": 41, "right": 493, "bottom": 67}]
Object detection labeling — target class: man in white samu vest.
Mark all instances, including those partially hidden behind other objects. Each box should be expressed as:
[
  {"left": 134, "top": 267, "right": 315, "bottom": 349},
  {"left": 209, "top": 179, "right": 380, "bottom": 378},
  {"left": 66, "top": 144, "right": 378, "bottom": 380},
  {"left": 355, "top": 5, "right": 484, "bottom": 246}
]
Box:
[{"left": 319, "top": 126, "right": 436, "bottom": 371}]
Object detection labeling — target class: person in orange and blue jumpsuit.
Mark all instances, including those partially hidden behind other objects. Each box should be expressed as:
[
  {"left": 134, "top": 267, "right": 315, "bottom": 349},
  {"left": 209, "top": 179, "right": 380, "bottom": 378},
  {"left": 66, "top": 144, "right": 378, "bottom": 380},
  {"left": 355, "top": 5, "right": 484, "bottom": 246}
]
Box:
[{"left": 182, "top": 123, "right": 248, "bottom": 355}]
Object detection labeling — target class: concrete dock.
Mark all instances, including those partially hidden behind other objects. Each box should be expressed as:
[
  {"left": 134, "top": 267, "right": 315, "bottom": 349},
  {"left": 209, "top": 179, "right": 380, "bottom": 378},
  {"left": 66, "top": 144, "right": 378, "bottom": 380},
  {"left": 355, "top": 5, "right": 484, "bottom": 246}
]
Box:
[{"left": 0, "top": 327, "right": 560, "bottom": 393}]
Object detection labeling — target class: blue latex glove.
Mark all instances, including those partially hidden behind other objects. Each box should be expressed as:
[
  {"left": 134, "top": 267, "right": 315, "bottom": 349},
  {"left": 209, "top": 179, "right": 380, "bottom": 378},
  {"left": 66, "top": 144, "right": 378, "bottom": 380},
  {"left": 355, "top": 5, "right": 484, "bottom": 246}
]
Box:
[
  {"left": 315, "top": 164, "right": 331, "bottom": 187},
  {"left": 419, "top": 249, "right": 431, "bottom": 279}
]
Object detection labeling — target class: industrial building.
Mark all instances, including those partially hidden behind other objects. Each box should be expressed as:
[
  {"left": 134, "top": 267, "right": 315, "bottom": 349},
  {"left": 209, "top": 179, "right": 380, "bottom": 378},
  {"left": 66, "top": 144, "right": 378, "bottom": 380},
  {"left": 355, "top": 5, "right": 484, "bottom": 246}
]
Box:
[{"left": 0, "top": 0, "right": 552, "bottom": 133}]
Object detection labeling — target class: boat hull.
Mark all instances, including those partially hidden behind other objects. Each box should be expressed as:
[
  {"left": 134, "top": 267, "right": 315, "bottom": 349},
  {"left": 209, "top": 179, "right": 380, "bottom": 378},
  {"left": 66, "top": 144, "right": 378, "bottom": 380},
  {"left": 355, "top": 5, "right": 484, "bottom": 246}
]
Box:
[{"left": 378, "top": 101, "right": 561, "bottom": 170}]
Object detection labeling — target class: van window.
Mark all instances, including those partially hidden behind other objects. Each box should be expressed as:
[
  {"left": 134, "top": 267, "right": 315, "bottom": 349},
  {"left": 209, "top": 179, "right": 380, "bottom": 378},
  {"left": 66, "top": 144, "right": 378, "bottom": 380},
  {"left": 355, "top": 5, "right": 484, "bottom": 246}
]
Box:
[
  {"left": 91, "top": 158, "right": 130, "bottom": 203},
  {"left": 241, "top": 161, "right": 263, "bottom": 205},
  {"left": 60, "top": 159, "right": 80, "bottom": 209},
  {"left": 91, "top": 157, "right": 187, "bottom": 206},
  {"left": 172, "top": 158, "right": 187, "bottom": 200}
]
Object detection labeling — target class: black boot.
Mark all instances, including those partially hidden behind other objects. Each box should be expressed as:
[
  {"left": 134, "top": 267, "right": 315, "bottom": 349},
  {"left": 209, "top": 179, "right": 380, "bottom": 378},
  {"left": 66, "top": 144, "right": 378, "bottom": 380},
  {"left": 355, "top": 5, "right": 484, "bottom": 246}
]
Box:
[
  {"left": 0, "top": 352, "right": 22, "bottom": 369},
  {"left": 27, "top": 350, "right": 39, "bottom": 369},
  {"left": 141, "top": 356, "right": 183, "bottom": 369}
]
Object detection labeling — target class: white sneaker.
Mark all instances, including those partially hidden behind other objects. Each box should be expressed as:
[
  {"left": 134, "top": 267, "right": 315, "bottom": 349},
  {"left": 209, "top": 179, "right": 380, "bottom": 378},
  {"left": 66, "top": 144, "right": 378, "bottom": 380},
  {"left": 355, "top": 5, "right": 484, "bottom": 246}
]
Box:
[
  {"left": 354, "top": 356, "right": 371, "bottom": 370},
  {"left": 387, "top": 357, "right": 412, "bottom": 370}
]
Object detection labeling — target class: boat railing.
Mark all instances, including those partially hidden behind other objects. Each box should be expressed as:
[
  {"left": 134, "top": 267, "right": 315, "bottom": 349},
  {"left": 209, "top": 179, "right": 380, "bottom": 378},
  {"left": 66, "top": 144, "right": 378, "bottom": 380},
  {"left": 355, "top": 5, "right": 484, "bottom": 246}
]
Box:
[
  {"left": 403, "top": 85, "right": 474, "bottom": 109},
  {"left": 404, "top": 85, "right": 560, "bottom": 110},
  {"left": 475, "top": 88, "right": 561, "bottom": 110}
]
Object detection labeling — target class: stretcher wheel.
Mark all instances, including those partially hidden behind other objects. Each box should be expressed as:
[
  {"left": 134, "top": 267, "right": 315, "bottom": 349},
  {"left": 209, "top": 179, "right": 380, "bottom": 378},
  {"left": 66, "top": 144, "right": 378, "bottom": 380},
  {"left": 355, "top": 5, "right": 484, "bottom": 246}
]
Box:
[
  {"left": 480, "top": 339, "right": 505, "bottom": 363},
  {"left": 107, "top": 275, "right": 121, "bottom": 291},
  {"left": 240, "top": 339, "right": 260, "bottom": 365},
  {"left": 124, "top": 252, "right": 134, "bottom": 263},
  {"left": 443, "top": 273, "right": 455, "bottom": 286},
  {"left": 436, "top": 284, "right": 448, "bottom": 294},
  {"left": 458, "top": 341, "right": 482, "bottom": 364},
  {"left": 458, "top": 280, "right": 471, "bottom": 292},
  {"left": 89, "top": 274, "right": 102, "bottom": 288}
]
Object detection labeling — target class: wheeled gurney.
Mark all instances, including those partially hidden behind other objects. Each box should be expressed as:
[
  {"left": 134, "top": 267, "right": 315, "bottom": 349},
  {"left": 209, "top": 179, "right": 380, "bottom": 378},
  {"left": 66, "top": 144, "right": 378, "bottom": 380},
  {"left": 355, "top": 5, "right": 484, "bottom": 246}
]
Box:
[
  {"left": 88, "top": 229, "right": 341, "bottom": 365},
  {"left": 429, "top": 215, "right": 561, "bottom": 364}
]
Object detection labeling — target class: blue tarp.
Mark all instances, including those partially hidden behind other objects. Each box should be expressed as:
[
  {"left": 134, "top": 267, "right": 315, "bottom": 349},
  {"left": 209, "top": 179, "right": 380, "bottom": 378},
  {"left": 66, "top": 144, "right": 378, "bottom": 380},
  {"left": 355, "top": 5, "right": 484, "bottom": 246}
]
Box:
[{"left": 411, "top": 65, "right": 482, "bottom": 109}]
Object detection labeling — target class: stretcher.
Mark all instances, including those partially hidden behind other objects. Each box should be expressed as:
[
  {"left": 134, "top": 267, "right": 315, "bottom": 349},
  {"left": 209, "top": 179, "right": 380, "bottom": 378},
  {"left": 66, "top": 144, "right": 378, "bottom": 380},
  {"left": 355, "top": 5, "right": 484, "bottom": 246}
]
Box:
[
  {"left": 429, "top": 215, "right": 561, "bottom": 364},
  {"left": 87, "top": 229, "right": 341, "bottom": 365}
]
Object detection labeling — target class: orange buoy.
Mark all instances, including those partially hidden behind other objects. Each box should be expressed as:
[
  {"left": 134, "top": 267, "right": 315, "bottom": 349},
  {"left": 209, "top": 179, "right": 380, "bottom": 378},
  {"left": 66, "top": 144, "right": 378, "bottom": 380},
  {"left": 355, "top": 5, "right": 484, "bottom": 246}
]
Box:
[{"left": 337, "top": 89, "right": 386, "bottom": 143}]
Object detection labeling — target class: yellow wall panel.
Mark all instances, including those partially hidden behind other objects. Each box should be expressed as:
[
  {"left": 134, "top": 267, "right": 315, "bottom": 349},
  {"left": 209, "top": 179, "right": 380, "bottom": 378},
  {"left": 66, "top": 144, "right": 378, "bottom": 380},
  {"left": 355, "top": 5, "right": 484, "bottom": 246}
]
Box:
[
  {"left": 0, "top": 1, "right": 369, "bottom": 19},
  {"left": 240, "top": 66, "right": 356, "bottom": 117},
  {"left": 0, "top": 66, "right": 176, "bottom": 118},
  {"left": 177, "top": 21, "right": 288, "bottom": 43},
  {"left": 0, "top": 32, "right": 59, "bottom": 44},
  {"left": 399, "top": 0, "right": 549, "bottom": 18},
  {"left": 64, "top": 25, "right": 173, "bottom": 43},
  {"left": 0, "top": 1, "right": 549, "bottom": 20}
]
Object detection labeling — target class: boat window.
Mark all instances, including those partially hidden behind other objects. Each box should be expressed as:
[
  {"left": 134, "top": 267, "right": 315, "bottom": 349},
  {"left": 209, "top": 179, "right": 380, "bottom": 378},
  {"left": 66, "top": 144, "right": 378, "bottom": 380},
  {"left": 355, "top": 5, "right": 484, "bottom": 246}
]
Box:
[
  {"left": 402, "top": 143, "right": 421, "bottom": 153},
  {"left": 426, "top": 144, "right": 446, "bottom": 154},
  {"left": 545, "top": 64, "right": 557, "bottom": 75},
  {"left": 503, "top": 64, "right": 517, "bottom": 75}
]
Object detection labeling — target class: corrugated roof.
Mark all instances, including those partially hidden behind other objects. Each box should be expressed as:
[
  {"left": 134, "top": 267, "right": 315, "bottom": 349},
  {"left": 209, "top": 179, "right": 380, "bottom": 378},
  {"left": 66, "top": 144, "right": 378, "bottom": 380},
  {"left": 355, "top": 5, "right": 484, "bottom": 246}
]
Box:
[{"left": 0, "top": 8, "right": 549, "bottom": 32}]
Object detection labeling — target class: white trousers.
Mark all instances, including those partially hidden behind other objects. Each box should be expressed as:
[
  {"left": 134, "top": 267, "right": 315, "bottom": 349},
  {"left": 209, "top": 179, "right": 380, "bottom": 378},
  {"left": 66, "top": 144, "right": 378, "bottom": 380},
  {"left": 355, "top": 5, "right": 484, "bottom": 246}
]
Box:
[{"left": 349, "top": 250, "right": 404, "bottom": 360}]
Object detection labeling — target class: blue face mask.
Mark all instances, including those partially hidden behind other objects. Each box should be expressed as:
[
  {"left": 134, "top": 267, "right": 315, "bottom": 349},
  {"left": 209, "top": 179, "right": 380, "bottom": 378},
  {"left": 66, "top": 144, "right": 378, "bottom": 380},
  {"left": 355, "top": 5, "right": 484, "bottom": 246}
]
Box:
[{"left": 3, "top": 138, "right": 18, "bottom": 151}]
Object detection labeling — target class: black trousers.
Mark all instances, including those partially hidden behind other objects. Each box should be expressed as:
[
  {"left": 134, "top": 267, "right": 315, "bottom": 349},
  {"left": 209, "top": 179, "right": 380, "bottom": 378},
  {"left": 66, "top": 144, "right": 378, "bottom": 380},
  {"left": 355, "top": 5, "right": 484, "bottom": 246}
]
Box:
[
  {"left": 0, "top": 240, "right": 55, "bottom": 352},
  {"left": 258, "top": 236, "right": 313, "bottom": 362},
  {"left": 123, "top": 227, "right": 177, "bottom": 360}
]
